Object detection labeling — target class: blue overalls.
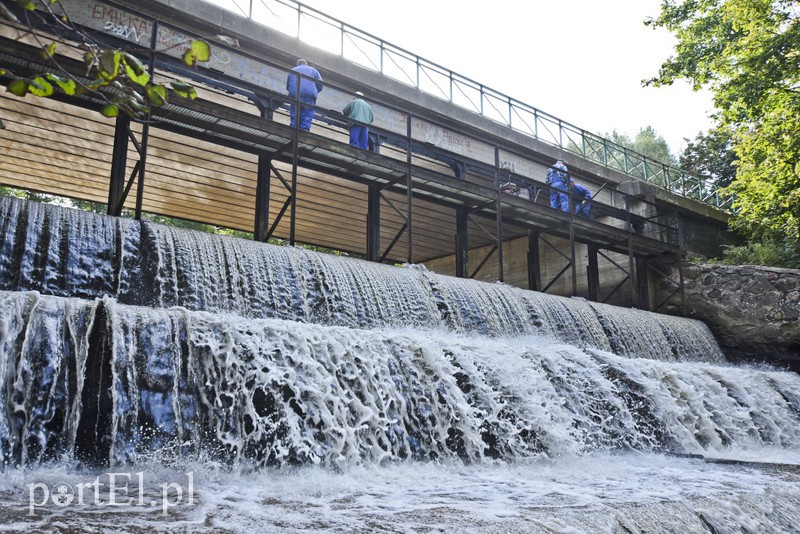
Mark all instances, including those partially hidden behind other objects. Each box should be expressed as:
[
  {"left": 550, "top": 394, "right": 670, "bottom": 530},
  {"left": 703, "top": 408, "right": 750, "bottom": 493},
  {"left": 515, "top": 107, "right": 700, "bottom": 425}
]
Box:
[
  {"left": 286, "top": 64, "right": 323, "bottom": 131},
  {"left": 547, "top": 162, "right": 571, "bottom": 212}
]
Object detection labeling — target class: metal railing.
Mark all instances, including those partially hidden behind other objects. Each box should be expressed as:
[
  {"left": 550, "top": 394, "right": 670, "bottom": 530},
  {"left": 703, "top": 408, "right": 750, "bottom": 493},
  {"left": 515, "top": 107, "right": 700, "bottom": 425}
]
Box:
[{"left": 207, "top": 0, "right": 730, "bottom": 210}]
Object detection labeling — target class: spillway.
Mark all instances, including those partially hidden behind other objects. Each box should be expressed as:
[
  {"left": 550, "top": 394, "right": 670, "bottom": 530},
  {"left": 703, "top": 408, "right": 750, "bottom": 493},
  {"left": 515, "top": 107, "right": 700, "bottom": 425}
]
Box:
[{"left": 1, "top": 196, "right": 798, "bottom": 532}]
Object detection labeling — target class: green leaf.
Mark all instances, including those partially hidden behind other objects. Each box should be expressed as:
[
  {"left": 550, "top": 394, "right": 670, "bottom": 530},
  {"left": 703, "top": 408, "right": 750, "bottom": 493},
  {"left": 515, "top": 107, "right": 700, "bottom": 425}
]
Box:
[
  {"left": 40, "top": 43, "right": 57, "bottom": 62},
  {"left": 100, "top": 103, "right": 120, "bottom": 118},
  {"left": 190, "top": 40, "right": 211, "bottom": 62},
  {"left": 98, "top": 50, "right": 121, "bottom": 82},
  {"left": 16, "top": 0, "right": 35, "bottom": 10},
  {"left": 147, "top": 84, "right": 167, "bottom": 106},
  {"left": 7, "top": 78, "right": 28, "bottom": 97},
  {"left": 28, "top": 76, "right": 54, "bottom": 97},
  {"left": 121, "top": 52, "right": 150, "bottom": 86},
  {"left": 128, "top": 99, "right": 149, "bottom": 114},
  {"left": 84, "top": 79, "right": 106, "bottom": 90},
  {"left": 650, "top": 1, "right": 800, "bottom": 246},
  {"left": 181, "top": 49, "right": 197, "bottom": 67},
  {"left": 46, "top": 73, "right": 77, "bottom": 95},
  {"left": 170, "top": 80, "right": 197, "bottom": 99},
  {"left": 182, "top": 40, "right": 211, "bottom": 67}
]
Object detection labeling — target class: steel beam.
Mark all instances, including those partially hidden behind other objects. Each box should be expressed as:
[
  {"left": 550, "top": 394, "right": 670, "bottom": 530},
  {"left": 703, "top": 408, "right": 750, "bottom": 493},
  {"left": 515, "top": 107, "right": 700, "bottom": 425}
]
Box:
[
  {"left": 107, "top": 115, "right": 130, "bottom": 216},
  {"left": 367, "top": 186, "right": 381, "bottom": 261},
  {"left": 494, "top": 147, "right": 504, "bottom": 282},
  {"left": 527, "top": 230, "right": 541, "bottom": 291},
  {"left": 455, "top": 208, "right": 469, "bottom": 278},
  {"left": 587, "top": 245, "right": 600, "bottom": 302},
  {"left": 255, "top": 154, "right": 272, "bottom": 242}
]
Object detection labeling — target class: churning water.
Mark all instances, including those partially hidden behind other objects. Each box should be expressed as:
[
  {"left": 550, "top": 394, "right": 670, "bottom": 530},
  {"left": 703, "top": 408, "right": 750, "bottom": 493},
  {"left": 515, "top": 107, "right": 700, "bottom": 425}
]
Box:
[{"left": 0, "top": 196, "right": 799, "bottom": 532}]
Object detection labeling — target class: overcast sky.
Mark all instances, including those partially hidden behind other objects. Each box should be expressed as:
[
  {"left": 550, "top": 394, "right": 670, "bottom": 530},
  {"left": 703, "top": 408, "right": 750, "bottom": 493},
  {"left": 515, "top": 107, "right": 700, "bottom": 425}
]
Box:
[
  {"left": 302, "top": 0, "right": 717, "bottom": 154},
  {"left": 216, "top": 0, "right": 716, "bottom": 154}
]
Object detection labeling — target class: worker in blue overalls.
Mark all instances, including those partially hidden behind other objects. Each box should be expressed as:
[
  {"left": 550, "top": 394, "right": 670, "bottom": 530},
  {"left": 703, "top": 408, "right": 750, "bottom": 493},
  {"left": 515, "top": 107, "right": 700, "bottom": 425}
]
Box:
[
  {"left": 286, "top": 59, "right": 323, "bottom": 131},
  {"left": 546, "top": 159, "right": 591, "bottom": 218}
]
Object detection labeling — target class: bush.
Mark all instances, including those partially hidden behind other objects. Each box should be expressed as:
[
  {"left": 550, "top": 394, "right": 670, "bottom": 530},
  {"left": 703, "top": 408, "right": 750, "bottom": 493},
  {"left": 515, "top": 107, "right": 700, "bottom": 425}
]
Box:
[{"left": 717, "top": 239, "right": 800, "bottom": 269}]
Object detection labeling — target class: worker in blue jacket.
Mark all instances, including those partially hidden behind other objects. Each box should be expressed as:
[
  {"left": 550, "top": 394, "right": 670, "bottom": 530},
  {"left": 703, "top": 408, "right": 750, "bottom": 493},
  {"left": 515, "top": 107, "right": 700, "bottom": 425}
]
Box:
[
  {"left": 546, "top": 160, "right": 592, "bottom": 218},
  {"left": 286, "top": 59, "right": 323, "bottom": 131},
  {"left": 546, "top": 160, "right": 571, "bottom": 212},
  {"left": 572, "top": 182, "right": 592, "bottom": 218}
]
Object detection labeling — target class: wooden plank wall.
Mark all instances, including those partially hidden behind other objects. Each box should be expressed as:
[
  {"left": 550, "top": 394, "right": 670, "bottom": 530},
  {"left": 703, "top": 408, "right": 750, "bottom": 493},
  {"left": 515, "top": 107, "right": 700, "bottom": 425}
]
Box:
[
  {"left": 0, "top": 93, "right": 115, "bottom": 205},
  {"left": 0, "top": 88, "right": 506, "bottom": 263}
]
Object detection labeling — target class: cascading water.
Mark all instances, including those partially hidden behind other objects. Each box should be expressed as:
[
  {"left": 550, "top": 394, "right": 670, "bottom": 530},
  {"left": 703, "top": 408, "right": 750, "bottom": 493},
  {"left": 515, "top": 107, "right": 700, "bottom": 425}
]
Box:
[{"left": 1, "top": 196, "right": 799, "bottom": 532}]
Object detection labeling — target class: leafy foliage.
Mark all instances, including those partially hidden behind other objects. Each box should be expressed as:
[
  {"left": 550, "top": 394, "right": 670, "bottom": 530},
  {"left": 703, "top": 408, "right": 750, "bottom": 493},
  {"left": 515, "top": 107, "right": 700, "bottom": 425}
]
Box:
[
  {"left": 717, "top": 238, "right": 800, "bottom": 269},
  {"left": 0, "top": 185, "right": 59, "bottom": 204},
  {"left": 680, "top": 126, "right": 738, "bottom": 190},
  {"left": 182, "top": 40, "right": 211, "bottom": 67},
  {"left": 724, "top": 105, "right": 800, "bottom": 242},
  {"left": 607, "top": 126, "right": 677, "bottom": 167},
  {"left": 1, "top": 0, "right": 210, "bottom": 119},
  {"left": 601, "top": 126, "right": 678, "bottom": 188},
  {"left": 647, "top": 0, "right": 800, "bottom": 251}
]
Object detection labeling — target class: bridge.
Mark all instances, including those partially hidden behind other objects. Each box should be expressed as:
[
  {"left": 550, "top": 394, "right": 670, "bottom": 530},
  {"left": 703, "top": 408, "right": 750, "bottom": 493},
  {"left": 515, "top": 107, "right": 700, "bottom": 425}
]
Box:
[{"left": 0, "top": 0, "right": 736, "bottom": 311}]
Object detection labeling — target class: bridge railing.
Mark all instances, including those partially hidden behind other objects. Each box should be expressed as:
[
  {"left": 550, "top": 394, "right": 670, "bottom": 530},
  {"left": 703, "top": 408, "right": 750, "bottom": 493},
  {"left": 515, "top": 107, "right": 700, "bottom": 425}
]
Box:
[{"left": 208, "top": 0, "right": 732, "bottom": 211}]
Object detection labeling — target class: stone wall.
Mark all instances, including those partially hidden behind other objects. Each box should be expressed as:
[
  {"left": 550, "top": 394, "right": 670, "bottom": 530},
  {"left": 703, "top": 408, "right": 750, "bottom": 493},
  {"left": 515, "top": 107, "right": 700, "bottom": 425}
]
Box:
[{"left": 655, "top": 262, "right": 800, "bottom": 371}]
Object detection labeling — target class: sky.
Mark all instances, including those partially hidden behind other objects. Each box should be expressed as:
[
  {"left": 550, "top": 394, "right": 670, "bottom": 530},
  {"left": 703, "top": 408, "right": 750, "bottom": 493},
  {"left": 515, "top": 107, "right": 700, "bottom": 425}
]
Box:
[{"left": 287, "top": 0, "right": 716, "bottom": 155}]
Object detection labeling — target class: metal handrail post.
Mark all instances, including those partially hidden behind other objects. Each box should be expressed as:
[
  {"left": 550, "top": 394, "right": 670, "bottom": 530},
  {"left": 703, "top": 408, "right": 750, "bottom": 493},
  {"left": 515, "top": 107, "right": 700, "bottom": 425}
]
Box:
[
  {"left": 289, "top": 72, "right": 302, "bottom": 245},
  {"left": 568, "top": 183, "right": 577, "bottom": 296},
  {"left": 406, "top": 112, "right": 413, "bottom": 263},
  {"left": 494, "top": 146, "right": 504, "bottom": 282}
]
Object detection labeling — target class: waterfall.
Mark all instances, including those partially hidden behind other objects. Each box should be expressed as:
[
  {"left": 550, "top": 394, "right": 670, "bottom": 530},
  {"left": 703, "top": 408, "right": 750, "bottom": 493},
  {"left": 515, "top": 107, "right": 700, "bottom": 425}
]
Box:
[
  {"left": 0, "top": 195, "right": 797, "bottom": 467},
  {"left": 2, "top": 291, "right": 799, "bottom": 469},
  {"left": 0, "top": 196, "right": 725, "bottom": 359},
  {"left": 0, "top": 291, "right": 95, "bottom": 466},
  {"left": 2, "top": 196, "right": 799, "bottom": 530}
]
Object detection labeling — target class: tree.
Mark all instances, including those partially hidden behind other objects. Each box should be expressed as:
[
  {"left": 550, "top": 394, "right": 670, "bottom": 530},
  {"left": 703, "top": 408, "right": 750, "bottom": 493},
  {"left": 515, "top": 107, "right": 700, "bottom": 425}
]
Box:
[
  {"left": 604, "top": 126, "right": 677, "bottom": 187},
  {"left": 1, "top": 0, "right": 210, "bottom": 119},
  {"left": 680, "top": 126, "right": 738, "bottom": 191},
  {"left": 630, "top": 126, "right": 677, "bottom": 167},
  {"left": 646, "top": 0, "right": 800, "bottom": 247}
]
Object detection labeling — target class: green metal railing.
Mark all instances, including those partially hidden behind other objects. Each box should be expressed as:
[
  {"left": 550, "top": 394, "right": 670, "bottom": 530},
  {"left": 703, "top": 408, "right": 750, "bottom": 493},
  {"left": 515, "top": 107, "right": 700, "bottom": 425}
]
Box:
[{"left": 208, "top": 0, "right": 731, "bottom": 210}]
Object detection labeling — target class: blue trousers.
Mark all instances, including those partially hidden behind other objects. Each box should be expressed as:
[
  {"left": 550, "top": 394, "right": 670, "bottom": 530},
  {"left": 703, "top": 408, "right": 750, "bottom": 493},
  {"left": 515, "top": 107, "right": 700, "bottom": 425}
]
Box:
[
  {"left": 289, "top": 95, "right": 316, "bottom": 131},
  {"left": 550, "top": 181, "right": 592, "bottom": 218},
  {"left": 349, "top": 125, "right": 369, "bottom": 149},
  {"left": 572, "top": 183, "right": 592, "bottom": 218},
  {"left": 550, "top": 180, "right": 570, "bottom": 212}
]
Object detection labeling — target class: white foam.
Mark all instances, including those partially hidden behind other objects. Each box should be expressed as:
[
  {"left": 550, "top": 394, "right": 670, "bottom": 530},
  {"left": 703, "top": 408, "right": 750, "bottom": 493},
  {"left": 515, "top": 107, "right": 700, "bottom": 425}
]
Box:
[{"left": 2, "top": 453, "right": 799, "bottom": 532}]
